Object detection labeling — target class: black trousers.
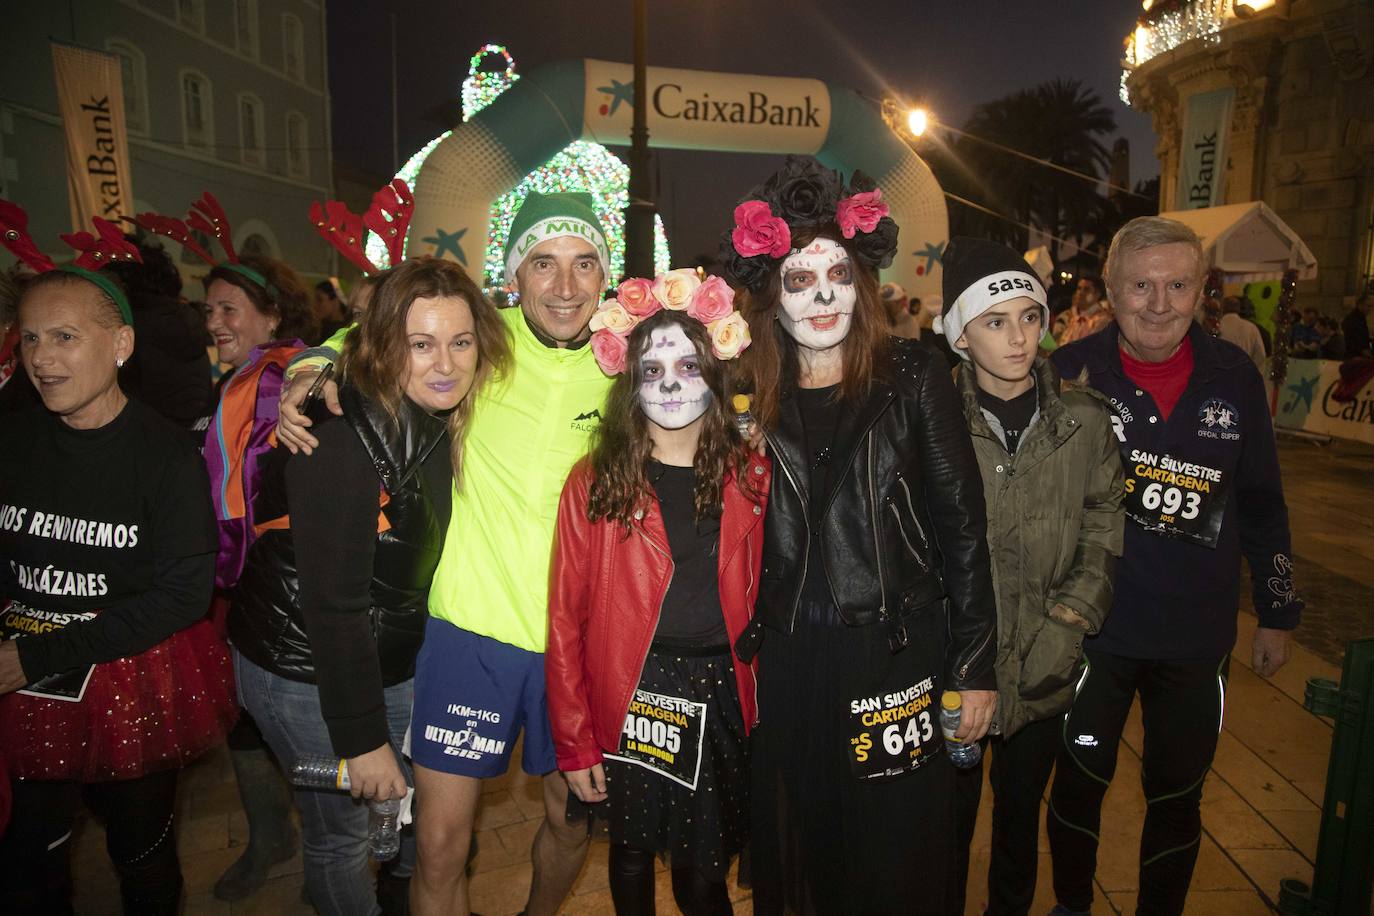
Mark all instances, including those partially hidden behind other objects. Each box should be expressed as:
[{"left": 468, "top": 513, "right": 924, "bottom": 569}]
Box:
[
  {"left": 1047, "top": 648, "right": 1229, "bottom": 916},
  {"left": 0, "top": 769, "right": 182, "bottom": 916},
  {"left": 953, "top": 714, "right": 1061, "bottom": 916}
]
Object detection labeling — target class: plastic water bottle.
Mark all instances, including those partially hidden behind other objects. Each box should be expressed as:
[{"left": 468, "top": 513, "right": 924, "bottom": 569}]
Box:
[
  {"left": 290, "top": 755, "right": 401, "bottom": 860},
  {"left": 732, "top": 394, "right": 755, "bottom": 439},
  {"left": 367, "top": 798, "right": 402, "bottom": 861},
  {"left": 290, "top": 754, "right": 350, "bottom": 790},
  {"left": 940, "top": 691, "right": 983, "bottom": 769}
]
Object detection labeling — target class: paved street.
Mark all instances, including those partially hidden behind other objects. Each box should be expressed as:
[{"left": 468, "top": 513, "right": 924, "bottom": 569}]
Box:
[{"left": 67, "top": 437, "right": 1374, "bottom": 915}]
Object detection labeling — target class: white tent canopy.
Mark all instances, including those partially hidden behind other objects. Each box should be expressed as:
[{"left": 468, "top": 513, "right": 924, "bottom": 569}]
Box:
[{"left": 1159, "top": 201, "right": 1317, "bottom": 281}]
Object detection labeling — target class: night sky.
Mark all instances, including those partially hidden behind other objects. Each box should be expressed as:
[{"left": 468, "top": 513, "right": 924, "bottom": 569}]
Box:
[{"left": 327, "top": 0, "right": 1158, "bottom": 261}]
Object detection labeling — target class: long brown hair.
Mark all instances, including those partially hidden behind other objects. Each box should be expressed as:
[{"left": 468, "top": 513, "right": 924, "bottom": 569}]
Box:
[
  {"left": 339, "top": 257, "right": 512, "bottom": 486},
  {"left": 587, "top": 310, "right": 753, "bottom": 527},
  {"left": 205, "top": 254, "right": 317, "bottom": 343},
  {"left": 738, "top": 224, "right": 891, "bottom": 432}
]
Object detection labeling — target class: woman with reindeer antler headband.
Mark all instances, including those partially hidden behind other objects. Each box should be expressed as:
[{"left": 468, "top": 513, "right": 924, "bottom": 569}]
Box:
[
  {"left": 718, "top": 157, "right": 998, "bottom": 915},
  {"left": 134, "top": 191, "right": 324, "bottom": 903},
  {"left": 225, "top": 181, "right": 515, "bottom": 916},
  {"left": 0, "top": 200, "right": 238, "bottom": 915},
  {"left": 134, "top": 193, "right": 316, "bottom": 387}
]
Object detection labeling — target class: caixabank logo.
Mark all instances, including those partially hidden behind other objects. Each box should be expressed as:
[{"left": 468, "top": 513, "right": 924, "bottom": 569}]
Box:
[{"left": 594, "top": 77, "right": 822, "bottom": 128}]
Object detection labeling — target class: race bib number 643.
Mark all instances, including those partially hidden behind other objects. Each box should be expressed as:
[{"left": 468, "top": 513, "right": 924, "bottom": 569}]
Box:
[{"left": 847, "top": 676, "right": 938, "bottom": 781}]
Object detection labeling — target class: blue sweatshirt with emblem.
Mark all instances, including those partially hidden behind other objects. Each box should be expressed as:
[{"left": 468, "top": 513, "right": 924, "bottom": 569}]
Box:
[{"left": 1052, "top": 323, "right": 1302, "bottom": 660}]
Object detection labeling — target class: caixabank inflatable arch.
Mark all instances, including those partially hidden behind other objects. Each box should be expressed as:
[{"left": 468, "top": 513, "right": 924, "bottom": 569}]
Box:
[{"left": 408, "top": 58, "right": 948, "bottom": 299}]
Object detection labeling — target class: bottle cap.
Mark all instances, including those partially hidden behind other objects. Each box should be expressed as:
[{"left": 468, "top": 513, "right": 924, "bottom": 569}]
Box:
[
  {"left": 941, "top": 690, "right": 962, "bottom": 710},
  {"left": 731, "top": 393, "right": 751, "bottom": 414}
]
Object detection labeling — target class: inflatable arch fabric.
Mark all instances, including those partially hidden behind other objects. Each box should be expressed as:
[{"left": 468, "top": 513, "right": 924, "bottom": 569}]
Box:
[{"left": 409, "top": 58, "right": 948, "bottom": 299}]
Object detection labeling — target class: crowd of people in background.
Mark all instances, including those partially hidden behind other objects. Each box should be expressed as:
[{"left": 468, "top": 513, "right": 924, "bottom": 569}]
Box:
[{"left": 0, "top": 151, "right": 1354, "bottom": 916}]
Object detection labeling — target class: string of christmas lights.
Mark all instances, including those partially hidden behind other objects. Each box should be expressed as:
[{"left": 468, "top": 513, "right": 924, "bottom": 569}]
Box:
[
  {"left": 1127, "top": 0, "right": 1226, "bottom": 67},
  {"left": 463, "top": 44, "right": 519, "bottom": 117},
  {"left": 1121, "top": 0, "right": 1229, "bottom": 102}
]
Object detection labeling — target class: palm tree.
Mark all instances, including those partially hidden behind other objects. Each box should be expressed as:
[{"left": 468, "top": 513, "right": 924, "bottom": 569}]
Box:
[{"left": 927, "top": 79, "right": 1117, "bottom": 258}]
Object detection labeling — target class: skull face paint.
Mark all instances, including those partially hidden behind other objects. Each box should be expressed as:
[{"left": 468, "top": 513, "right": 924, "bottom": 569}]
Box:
[
  {"left": 779, "top": 238, "right": 856, "bottom": 350},
  {"left": 638, "top": 323, "right": 711, "bottom": 430}
]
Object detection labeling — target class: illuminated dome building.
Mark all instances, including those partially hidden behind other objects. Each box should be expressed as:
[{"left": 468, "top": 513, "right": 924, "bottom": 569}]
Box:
[{"left": 1121, "top": 0, "right": 1373, "bottom": 310}]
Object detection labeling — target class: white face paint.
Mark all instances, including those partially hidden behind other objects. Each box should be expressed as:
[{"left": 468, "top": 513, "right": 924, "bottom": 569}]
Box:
[
  {"left": 779, "top": 238, "right": 856, "bottom": 350},
  {"left": 638, "top": 323, "right": 711, "bottom": 430}
]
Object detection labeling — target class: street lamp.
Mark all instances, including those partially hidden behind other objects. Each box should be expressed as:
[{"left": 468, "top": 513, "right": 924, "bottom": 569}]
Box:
[
  {"left": 907, "top": 108, "right": 930, "bottom": 138},
  {"left": 623, "top": 0, "right": 657, "bottom": 280}
]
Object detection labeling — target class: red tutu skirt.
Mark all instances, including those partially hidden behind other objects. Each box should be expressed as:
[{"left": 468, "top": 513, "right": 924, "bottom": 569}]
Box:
[{"left": 0, "top": 618, "right": 238, "bottom": 782}]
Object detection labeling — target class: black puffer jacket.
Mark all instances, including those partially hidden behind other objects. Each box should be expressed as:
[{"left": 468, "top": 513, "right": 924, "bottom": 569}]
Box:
[
  {"left": 753, "top": 338, "right": 998, "bottom": 691},
  {"left": 230, "top": 386, "right": 447, "bottom": 684}
]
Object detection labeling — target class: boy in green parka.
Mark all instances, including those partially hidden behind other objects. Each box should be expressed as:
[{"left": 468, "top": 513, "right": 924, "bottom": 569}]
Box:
[{"left": 937, "top": 237, "right": 1125, "bottom": 916}]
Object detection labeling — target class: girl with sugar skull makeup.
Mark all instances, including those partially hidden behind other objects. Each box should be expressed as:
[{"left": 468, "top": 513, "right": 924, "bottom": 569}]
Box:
[
  {"left": 545, "top": 275, "right": 770, "bottom": 916},
  {"left": 722, "top": 157, "right": 998, "bottom": 915}
]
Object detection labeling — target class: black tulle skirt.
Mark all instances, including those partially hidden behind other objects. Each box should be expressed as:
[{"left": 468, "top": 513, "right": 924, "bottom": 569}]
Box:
[{"left": 567, "top": 644, "right": 749, "bottom": 880}]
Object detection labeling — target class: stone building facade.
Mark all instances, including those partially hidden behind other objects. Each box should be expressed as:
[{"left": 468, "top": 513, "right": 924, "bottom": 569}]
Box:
[
  {"left": 1123, "top": 0, "right": 1374, "bottom": 312},
  {"left": 1, "top": 1, "right": 335, "bottom": 286}
]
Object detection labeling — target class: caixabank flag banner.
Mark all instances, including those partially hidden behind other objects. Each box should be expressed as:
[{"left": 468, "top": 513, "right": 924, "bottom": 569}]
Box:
[
  {"left": 1176, "top": 87, "right": 1233, "bottom": 210},
  {"left": 1275, "top": 358, "right": 1374, "bottom": 445},
  {"left": 51, "top": 43, "right": 134, "bottom": 231}
]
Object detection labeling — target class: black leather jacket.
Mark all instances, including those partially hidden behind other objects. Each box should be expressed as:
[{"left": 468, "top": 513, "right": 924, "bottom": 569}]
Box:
[
  {"left": 754, "top": 338, "right": 998, "bottom": 691},
  {"left": 230, "top": 385, "right": 447, "bottom": 684}
]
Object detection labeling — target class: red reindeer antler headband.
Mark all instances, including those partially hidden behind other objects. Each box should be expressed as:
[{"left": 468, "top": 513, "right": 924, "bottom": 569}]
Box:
[
  {"left": 1, "top": 198, "right": 141, "bottom": 324},
  {"left": 186, "top": 192, "right": 238, "bottom": 263},
  {"left": 310, "top": 179, "right": 414, "bottom": 275},
  {"left": 0, "top": 199, "right": 56, "bottom": 273},
  {"left": 134, "top": 192, "right": 278, "bottom": 297}
]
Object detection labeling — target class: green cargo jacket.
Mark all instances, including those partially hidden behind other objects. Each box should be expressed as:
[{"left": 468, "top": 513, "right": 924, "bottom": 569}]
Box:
[{"left": 958, "top": 359, "right": 1125, "bottom": 738}]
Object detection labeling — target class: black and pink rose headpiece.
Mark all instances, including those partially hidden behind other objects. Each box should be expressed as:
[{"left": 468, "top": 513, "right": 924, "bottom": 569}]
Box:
[{"left": 721, "top": 156, "right": 899, "bottom": 293}]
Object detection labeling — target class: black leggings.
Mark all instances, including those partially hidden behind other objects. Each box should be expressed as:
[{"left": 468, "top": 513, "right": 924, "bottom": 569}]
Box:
[
  {"left": 1047, "top": 649, "right": 1229, "bottom": 916},
  {"left": 609, "top": 842, "right": 732, "bottom": 916},
  {"left": 0, "top": 769, "right": 182, "bottom": 916}
]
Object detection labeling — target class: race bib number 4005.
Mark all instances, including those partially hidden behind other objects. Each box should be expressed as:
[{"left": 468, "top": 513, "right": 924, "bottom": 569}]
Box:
[
  {"left": 1122, "top": 448, "right": 1228, "bottom": 548},
  {"left": 847, "top": 676, "right": 939, "bottom": 781},
  {"left": 606, "top": 688, "right": 707, "bottom": 791}
]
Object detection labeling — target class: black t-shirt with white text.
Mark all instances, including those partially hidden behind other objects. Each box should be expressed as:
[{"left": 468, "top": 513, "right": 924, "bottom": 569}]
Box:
[{"left": 0, "top": 400, "right": 217, "bottom": 680}]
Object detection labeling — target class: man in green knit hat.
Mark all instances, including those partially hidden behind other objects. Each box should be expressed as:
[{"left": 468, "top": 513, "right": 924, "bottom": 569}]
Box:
[{"left": 277, "top": 191, "right": 613, "bottom": 916}]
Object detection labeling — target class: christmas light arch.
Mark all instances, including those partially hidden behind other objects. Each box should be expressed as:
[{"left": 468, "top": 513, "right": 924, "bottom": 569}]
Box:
[{"left": 367, "top": 44, "right": 670, "bottom": 286}]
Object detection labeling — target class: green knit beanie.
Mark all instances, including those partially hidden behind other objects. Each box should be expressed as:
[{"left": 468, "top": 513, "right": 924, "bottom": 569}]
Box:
[{"left": 503, "top": 191, "right": 610, "bottom": 285}]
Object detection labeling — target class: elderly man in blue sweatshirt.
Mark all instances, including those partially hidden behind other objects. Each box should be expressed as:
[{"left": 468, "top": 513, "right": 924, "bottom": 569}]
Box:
[{"left": 1045, "top": 216, "right": 1302, "bottom": 916}]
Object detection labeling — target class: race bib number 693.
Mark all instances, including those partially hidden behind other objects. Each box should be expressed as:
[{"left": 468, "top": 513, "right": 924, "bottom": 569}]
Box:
[{"left": 1122, "top": 448, "right": 1228, "bottom": 548}]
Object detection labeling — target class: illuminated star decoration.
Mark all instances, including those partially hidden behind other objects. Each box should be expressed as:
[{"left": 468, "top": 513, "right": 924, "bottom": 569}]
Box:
[
  {"left": 423, "top": 227, "right": 467, "bottom": 264},
  {"left": 1284, "top": 375, "right": 1318, "bottom": 413},
  {"left": 596, "top": 79, "right": 635, "bottom": 117},
  {"left": 913, "top": 240, "right": 945, "bottom": 277}
]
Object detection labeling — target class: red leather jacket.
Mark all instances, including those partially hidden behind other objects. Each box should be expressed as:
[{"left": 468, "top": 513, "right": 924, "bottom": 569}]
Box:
[{"left": 545, "top": 454, "right": 771, "bottom": 773}]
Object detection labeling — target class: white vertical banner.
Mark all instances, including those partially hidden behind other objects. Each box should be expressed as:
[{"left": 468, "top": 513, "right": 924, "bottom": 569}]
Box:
[
  {"left": 51, "top": 43, "right": 135, "bottom": 230},
  {"left": 1175, "top": 87, "right": 1233, "bottom": 210}
]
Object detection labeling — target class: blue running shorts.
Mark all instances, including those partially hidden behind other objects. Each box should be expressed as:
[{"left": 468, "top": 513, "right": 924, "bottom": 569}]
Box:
[{"left": 410, "top": 616, "right": 557, "bottom": 778}]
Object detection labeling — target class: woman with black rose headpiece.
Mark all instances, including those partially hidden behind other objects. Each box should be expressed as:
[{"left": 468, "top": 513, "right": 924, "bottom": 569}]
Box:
[{"left": 722, "top": 157, "right": 997, "bottom": 914}]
